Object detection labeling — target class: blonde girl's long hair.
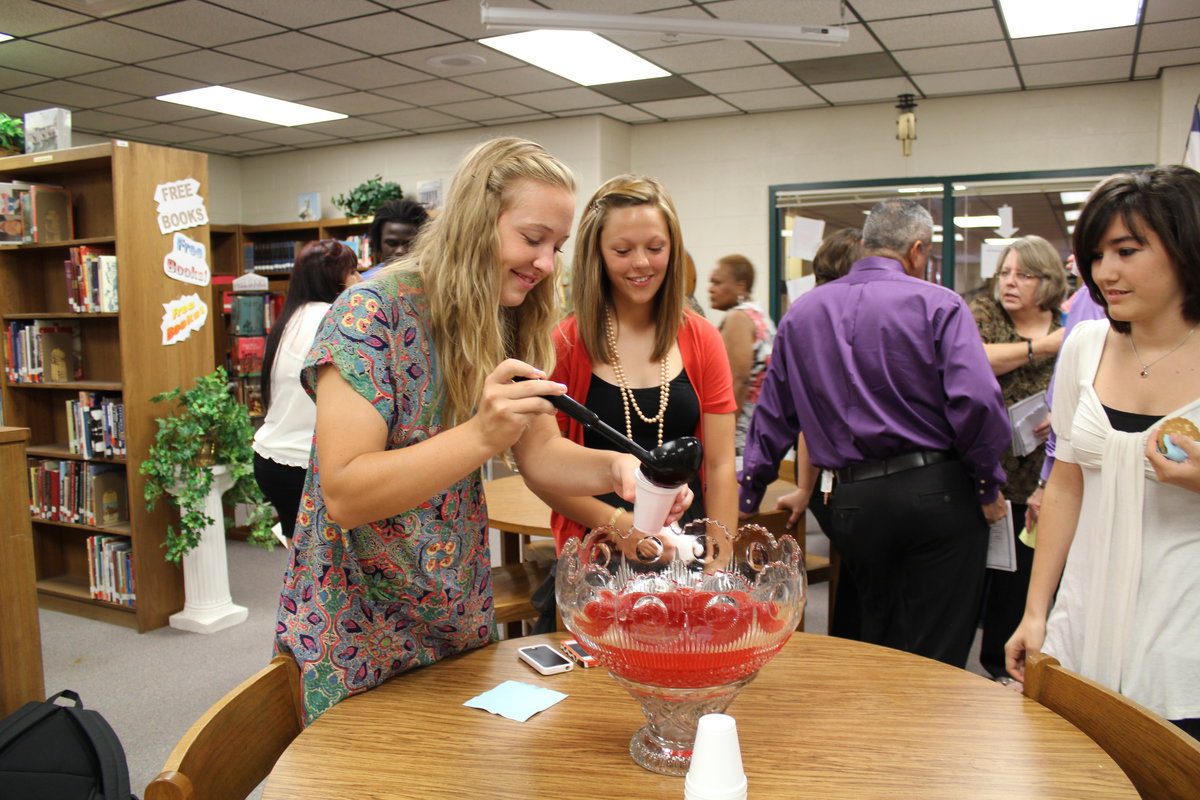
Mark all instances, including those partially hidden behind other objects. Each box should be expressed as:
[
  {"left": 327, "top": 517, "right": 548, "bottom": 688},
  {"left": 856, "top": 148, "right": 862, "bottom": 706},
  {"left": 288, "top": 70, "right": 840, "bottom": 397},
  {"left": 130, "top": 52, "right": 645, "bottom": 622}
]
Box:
[
  {"left": 571, "top": 174, "right": 686, "bottom": 363},
  {"left": 381, "top": 137, "right": 575, "bottom": 425}
]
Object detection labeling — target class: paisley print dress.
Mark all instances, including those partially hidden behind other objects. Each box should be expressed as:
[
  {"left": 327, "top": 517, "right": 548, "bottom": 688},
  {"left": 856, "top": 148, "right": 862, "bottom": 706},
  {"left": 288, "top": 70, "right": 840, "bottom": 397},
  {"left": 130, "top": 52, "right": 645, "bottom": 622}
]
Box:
[{"left": 273, "top": 271, "right": 494, "bottom": 724}]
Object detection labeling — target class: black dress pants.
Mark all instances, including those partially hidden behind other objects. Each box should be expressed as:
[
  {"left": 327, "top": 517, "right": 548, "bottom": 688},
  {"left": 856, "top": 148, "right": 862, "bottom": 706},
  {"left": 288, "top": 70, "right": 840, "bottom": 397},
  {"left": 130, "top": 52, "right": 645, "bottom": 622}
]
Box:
[
  {"left": 828, "top": 459, "right": 989, "bottom": 668},
  {"left": 253, "top": 453, "right": 307, "bottom": 539}
]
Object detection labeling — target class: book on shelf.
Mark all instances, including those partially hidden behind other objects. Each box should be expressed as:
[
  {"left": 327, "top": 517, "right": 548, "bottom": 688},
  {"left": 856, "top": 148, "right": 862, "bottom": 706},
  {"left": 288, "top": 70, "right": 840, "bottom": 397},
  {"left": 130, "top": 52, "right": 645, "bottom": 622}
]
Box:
[
  {"left": 87, "top": 534, "right": 134, "bottom": 607},
  {"left": 26, "top": 459, "right": 127, "bottom": 527},
  {"left": 0, "top": 181, "right": 25, "bottom": 242},
  {"left": 37, "top": 318, "right": 83, "bottom": 383},
  {"left": 65, "top": 392, "right": 125, "bottom": 458},
  {"left": 231, "top": 292, "right": 267, "bottom": 336},
  {"left": 29, "top": 184, "right": 74, "bottom": 242},
  {"left": 231, "top": 335, "right": 266, "bottom": 376},
  {"left": 64, "top": 245, "right": 118, "bottom": 312},
  {"left": 23, "top": 107, "right": 72, "bottom": 154}
]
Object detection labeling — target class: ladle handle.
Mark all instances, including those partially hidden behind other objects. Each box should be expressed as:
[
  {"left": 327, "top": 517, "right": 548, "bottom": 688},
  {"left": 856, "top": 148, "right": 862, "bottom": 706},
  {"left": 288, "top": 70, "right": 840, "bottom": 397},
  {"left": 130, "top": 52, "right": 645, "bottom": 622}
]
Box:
[{"left": 512, "top": 376, "right": 655, "bottom": 464}]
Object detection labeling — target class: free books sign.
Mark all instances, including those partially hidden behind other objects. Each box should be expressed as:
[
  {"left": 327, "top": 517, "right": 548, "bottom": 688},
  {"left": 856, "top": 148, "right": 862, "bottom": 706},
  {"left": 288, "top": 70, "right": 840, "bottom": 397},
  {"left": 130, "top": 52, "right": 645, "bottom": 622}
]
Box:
[
  {"left": 163, "top": 232, "right": 210, "bottom": 286},
  {"left": 160, "top": 293, "right": 208, "bottom": 345},
  {"left": 154, "top": 177, "right": 208, "bottom": 234}
]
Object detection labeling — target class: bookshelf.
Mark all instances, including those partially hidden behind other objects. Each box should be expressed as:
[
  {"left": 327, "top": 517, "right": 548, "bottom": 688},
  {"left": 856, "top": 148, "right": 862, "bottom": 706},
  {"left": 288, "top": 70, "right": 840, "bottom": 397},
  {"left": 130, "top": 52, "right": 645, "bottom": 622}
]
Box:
[{"left": 0, "top": 141, "right": 215, "bottom": 632}]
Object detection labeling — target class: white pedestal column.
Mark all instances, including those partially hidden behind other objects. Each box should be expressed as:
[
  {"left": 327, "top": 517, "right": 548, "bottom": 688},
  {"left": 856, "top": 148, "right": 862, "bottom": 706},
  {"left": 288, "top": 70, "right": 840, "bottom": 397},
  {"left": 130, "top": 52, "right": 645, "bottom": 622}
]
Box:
[{"left": 169, "top": 465, "right": 248, "bottom": 634}]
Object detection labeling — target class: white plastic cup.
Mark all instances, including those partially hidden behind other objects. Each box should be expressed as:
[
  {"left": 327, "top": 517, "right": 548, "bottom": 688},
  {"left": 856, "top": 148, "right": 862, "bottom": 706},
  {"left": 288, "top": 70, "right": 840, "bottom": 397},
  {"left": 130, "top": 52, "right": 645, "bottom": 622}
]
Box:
[
  {"left": 633, "top": 468, "right": 679, "bottom": 533},
  {"left": 684, "top": 713, "right": 748, "bottom": 800}
]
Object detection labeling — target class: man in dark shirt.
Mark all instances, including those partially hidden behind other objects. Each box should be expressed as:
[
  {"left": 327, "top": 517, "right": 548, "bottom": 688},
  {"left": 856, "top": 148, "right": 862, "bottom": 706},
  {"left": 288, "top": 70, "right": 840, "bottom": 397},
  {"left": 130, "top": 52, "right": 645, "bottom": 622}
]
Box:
[{"left": 740, "top": 199, "right": 1010, "bottom": 667}]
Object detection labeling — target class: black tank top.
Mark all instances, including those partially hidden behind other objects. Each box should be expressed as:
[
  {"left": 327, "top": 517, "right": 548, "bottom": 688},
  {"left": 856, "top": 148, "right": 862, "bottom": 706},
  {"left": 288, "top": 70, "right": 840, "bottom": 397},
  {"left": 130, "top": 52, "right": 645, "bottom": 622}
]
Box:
[{"left": 1102, "top": 404, "right": 1160, "bottom": 433}]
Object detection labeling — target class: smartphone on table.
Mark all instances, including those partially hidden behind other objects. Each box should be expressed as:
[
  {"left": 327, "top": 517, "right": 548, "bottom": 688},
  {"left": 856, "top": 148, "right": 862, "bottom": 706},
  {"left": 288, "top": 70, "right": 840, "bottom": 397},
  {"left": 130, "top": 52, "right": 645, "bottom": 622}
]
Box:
[
  {"left": 561, "top": 639, "right": 599, "bottom": 668},
  {"left": 517, "top": 644, "right": 573, "bottom": 675}
]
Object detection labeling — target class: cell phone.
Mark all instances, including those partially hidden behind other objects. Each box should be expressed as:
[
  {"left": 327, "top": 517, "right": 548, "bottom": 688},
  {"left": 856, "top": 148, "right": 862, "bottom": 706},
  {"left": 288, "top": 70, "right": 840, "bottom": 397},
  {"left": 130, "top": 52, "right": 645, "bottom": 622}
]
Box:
[
  {"left": 561, "top": 639, "right": 599, "bottom": 669},
  {"left": 517, "top": 644, "right": 573, "bottom": 675}
]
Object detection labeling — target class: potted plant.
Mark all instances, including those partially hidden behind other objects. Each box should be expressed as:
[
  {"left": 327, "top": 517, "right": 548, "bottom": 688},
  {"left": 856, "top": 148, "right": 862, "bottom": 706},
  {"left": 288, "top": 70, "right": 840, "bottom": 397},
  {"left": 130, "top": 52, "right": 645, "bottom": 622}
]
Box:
[
  {"left": 141, "top": 367, "right": 276, "bottom": 563},
  {"left": 0, "top": 113, "right": 24, "bottom": 156},
  {"left": 332, "top": 174, "right": 404, "bottom": 220}
]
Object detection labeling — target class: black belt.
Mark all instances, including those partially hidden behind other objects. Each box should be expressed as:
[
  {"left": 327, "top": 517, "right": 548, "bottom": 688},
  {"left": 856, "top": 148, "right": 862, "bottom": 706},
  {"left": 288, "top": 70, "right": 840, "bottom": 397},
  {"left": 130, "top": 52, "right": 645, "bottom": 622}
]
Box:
[{"left": 835, "top": 450, "right": 952, "bottom": 484}]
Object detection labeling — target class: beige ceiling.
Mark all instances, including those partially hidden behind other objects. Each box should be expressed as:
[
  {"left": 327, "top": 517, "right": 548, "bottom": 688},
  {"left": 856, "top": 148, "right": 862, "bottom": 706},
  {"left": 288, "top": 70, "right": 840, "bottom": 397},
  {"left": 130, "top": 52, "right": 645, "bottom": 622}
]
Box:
[{"left": 1, "top": 0, "right": 1197, "bottom": 157}]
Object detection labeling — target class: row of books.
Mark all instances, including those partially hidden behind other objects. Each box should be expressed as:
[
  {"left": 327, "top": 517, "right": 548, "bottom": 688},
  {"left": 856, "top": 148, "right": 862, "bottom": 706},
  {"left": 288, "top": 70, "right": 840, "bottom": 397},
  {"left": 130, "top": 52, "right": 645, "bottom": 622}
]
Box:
[
  {"left": 228, "top": 291, "right": 281, "bottom": 336},
  {"left": 0, "top": 180, "right": 75, "bottom": 243},
  {"left": 242, "top": 235, "right": 371, "bottom": 273},
  {"left": 67, "top": 392, "right": 126, "bottom": 458},
  {"left": 65, "top": 245, "right": 119, "bottom": 313},
  {"left": 88, "top": 534, "right": 135, "bottom": 607},
  {"left": 28, "top": 457, "right": 129, "bottom": 528},
  {"left": 4, "top": 318, "right": 83, "bottom": 383}
]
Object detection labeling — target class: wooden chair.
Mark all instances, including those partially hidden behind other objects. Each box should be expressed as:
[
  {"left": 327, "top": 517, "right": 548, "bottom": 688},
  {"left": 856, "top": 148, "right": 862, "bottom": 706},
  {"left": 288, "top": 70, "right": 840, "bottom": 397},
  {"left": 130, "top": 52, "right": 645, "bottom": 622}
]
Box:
[
  {"left": 492, "top": 558, "right": 553, "bottom": 631},
  {"left": 1024, "top": 651, "right": 1200, "bottom": 799},
  {"left": 145, "top": 655, "right": 303, "bottom": 800}
]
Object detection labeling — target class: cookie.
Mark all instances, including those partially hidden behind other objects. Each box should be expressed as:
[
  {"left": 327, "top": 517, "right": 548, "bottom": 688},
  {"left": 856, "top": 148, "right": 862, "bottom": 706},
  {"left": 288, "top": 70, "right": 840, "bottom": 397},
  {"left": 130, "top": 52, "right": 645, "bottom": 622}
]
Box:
[{"left": 1158, "top": 417, "right": 1199, "bottom": 462}]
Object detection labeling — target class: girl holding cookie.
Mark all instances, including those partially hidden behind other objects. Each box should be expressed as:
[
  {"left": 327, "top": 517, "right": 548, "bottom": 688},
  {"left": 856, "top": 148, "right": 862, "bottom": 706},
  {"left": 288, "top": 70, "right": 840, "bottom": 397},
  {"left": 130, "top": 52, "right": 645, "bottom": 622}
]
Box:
[{"left": 1005, "top": 165, "right": 1200, "bottom": 738}]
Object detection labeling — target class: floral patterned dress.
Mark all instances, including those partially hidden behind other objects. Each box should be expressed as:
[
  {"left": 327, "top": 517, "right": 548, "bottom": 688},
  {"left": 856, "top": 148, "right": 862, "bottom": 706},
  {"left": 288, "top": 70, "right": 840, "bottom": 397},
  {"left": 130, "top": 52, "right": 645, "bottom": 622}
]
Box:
[{"left": 273, "top": 271, "right": 494, "bottom": 724}]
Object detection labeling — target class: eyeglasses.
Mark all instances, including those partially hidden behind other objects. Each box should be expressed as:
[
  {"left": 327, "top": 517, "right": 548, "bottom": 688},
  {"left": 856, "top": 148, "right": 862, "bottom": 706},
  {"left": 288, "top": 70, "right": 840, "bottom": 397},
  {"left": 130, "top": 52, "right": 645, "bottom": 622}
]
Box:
[{"left": 997, "top": 269, "right": 1040, "bottom": 282}]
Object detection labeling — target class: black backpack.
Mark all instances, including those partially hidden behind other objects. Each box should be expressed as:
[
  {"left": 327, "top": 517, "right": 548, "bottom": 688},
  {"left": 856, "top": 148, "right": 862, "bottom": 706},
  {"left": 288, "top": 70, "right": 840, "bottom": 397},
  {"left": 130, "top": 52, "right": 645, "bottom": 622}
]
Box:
[{"left": 0, "top": 690, "right": 134, "bottom": 800}]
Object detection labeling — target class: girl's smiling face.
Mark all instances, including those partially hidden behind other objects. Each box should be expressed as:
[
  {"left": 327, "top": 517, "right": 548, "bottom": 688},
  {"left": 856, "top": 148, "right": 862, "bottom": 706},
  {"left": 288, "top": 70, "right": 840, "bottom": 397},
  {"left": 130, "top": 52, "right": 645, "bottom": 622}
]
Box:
[
  {"left": 600, "top": 204, "right": 671, "bottom": 307},
  {"left": 495, "top": 178, "right": 574, "bottom": 308},
  {"left": 1090, "top": 214, "right": 1184, "bottom": 323}
]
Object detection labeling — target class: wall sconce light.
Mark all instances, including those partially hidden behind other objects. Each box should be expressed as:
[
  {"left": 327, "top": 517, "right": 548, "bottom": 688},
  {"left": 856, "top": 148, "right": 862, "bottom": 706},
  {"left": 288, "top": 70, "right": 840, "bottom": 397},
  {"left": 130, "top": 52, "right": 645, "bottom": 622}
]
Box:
[{"left": 896, "top": 94, "right": 917, "bottom": 157}]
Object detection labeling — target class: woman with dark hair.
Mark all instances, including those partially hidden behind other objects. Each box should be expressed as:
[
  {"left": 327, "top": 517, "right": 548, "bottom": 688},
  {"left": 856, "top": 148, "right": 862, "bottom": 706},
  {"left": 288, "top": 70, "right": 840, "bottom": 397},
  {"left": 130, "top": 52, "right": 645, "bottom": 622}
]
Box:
[
  {"left": 1006, "top": 165, "right": 1200, "bottom": 738},
  {"left": 252, "top": 240, "right": 360, "bottom": 540}
]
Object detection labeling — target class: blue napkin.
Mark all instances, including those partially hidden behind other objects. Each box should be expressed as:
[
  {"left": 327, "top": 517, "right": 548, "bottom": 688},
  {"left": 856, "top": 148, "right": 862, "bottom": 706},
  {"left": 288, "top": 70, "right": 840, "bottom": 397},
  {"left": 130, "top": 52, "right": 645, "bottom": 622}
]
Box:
[{"left": 463, "top": 680, "right": 567, "bottom": 722}]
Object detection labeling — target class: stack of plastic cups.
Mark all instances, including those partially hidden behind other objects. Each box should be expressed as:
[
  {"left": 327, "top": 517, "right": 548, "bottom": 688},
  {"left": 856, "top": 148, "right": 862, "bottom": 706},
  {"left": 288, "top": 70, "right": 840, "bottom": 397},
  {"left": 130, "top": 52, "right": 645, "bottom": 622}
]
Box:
[
  {"left": 684, "top": 713, "right": 748, "bottom": 800},
  {"left": 633, "top": 468, "right": 680, "bottom": 533}
]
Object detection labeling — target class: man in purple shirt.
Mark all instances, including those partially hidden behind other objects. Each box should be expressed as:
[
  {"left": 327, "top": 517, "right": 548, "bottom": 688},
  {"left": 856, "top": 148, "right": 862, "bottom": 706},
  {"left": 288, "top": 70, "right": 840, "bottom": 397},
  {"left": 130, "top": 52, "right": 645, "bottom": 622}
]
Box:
[{"left": 740, "top": 198, "right": 1010, "bottom": 667}]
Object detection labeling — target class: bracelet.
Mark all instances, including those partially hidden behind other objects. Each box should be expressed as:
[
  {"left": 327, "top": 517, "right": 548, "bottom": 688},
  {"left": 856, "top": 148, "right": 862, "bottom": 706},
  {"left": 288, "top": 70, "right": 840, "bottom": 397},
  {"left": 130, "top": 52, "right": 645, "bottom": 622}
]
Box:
[
  {"left": 605, "top": 507, "right": 623, "bottom": 529},
  {"left": 1026, "top": 339, "right": 1035, "bottom": 364}
]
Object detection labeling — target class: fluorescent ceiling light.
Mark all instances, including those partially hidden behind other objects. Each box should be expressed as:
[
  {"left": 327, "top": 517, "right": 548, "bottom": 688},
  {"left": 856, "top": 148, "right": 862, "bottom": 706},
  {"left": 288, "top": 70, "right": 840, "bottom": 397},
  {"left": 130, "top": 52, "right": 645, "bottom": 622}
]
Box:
[
  {"left": 1067, "top": 225, "right": 1076, "bottom": 234},
  {"left": 0, "top": 32, "right": 13, "bottom": 43},
  {"left": 156, "top": 87, "right": 347, "bottom": 126},
  {"left": 480, "top": 30, "right": 668, "bottom": 86},
  {"left": 998, "top": 0, "right": 1141, "bottom": 38},
  {"left": 898, "top": 186, "right": 943, "bottom": 193},
  {"left": 955, "top": 215, "right": 1002, "bottom": 228},
  {"left": 1063, "top": 208, "right": 1081, "bottom": 221},
  {"left": 1060, "top": 190, "right": 1091, "bottom": 204},
  {"left": 482, "top": 6, "right": 849, "bottom": 46},
  {"left": 931, "top": 233, "right": 964, "bottom": 243}
]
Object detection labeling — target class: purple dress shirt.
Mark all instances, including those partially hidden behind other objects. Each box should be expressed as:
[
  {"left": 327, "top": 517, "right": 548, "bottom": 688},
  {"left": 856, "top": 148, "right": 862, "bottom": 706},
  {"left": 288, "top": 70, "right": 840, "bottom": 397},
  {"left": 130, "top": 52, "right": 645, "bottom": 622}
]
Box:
[{"left": 739, "top": 256, "right": 1010, "bottom": 512}]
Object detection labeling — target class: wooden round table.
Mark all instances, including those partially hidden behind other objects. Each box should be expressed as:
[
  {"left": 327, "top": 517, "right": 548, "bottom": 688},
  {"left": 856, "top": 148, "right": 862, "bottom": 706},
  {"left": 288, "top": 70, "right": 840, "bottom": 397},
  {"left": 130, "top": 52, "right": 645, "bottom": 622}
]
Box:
[{"left": 263, "top": 633, "right": 1136, "bottom": 799}]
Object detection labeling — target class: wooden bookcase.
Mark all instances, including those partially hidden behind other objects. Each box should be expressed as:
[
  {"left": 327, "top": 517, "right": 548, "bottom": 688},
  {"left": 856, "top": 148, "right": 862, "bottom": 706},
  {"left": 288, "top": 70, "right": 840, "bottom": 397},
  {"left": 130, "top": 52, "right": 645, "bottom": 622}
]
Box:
[{"left": 0, "top": 141, "right": 215, "bottom": 632}]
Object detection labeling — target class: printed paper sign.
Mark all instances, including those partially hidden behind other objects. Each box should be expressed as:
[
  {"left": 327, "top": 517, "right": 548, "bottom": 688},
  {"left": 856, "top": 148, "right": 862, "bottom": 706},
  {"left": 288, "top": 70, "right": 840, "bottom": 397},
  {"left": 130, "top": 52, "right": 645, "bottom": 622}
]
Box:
[
  {"left": 417, "top": 179, "right": 443, "bottom": 210},
  {"left": 788, "top": 216, "right": 825, "bottom": 261},
  {"left": 163, "top": 232, "right": 210, "bottom": 286},
  {"left": 154, "top": 178, "right": 209, "bottom": 234},
  {"left": 160, "top": 293, "right": 209, "bottom": 345}
]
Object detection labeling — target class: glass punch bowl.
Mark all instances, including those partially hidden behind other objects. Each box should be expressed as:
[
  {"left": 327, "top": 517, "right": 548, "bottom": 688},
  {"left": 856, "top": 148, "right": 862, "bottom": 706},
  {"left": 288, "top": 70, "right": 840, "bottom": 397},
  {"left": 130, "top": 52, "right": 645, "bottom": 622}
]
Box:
[{"left": 555, "top": 519, "right": 806, "bottom": 776}]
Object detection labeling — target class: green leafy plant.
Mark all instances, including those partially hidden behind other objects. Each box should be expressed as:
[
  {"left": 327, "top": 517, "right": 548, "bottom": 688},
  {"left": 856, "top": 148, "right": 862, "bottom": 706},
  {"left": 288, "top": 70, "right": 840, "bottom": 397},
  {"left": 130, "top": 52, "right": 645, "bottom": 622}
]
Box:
[
  {"left": 141, "top": 367, "right": 276, "bottom": 562},
  {"left": 0, "top": 113, "right": 24, "bottom": 154},
  {"left": 332, "top": 174, "right": 403, "bottom": 218}
]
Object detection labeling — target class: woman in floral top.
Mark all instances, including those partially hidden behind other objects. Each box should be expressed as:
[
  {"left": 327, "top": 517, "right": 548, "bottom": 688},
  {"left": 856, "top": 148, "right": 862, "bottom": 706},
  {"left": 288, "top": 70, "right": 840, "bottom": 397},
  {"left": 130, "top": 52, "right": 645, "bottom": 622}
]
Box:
[
  {"left": 969, "top": 234, "right": 1067, "bottom": 680},
  {"left": 274, "top": 138, "right": 688, "bottom": 723}
]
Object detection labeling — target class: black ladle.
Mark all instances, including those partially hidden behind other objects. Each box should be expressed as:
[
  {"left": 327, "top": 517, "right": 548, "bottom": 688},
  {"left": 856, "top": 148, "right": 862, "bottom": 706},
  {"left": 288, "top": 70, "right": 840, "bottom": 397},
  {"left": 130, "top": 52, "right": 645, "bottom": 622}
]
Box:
[{"left": 514, "top": 377, "right": 703, "bottom": 486}]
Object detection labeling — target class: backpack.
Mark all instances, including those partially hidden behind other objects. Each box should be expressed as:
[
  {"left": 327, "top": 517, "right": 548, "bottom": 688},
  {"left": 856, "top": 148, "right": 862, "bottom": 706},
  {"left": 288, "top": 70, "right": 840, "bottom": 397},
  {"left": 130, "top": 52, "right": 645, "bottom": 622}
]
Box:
[{"left": 0, "top": 689, "right": 135, "bottom": 800}]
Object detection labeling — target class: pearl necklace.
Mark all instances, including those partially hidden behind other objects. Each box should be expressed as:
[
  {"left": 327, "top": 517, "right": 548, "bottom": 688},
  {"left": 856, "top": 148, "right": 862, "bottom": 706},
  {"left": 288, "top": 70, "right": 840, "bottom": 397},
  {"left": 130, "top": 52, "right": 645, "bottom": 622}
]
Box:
[
  {"left": 604, "top": 310, "right": 670, "bottom": 447},
  {"left": 1128, "top": 323, "right": 1198, "bottom": 378}
]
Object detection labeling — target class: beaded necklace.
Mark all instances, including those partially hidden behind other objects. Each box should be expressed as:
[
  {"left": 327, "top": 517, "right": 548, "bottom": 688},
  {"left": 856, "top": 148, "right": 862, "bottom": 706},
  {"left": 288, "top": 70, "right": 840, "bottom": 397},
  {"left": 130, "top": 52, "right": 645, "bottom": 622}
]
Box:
[{"left": 604, "top": 310, "right": 670, "bottom": 447}]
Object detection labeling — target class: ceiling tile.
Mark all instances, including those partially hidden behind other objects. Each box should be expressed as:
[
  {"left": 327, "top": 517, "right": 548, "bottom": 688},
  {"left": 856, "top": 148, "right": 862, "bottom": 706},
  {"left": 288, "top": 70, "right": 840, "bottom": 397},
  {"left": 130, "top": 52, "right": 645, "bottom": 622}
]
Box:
[
  {"left": 386, "top": 42, "right": 522, "bottom": 75},
  {"left": 0, "top": 40, "right": 118, "bottom": 79},
  {"left": 32, "top": 20, "right": 190, "bottom": 62},
  {"left": 781, "top": 52, "right": 903, "bottom": 85},
  {"left": 1022, "top": 56, "right": 1132, "bottom": 88},
  {"left": 141, "top": 50, "right": 281, "bottom": 83},
  {"left": 1135, "top": 47, "right": 1200, "bottom": 79},
  {"left": 893, "top": 41, "right": 1013, "bottom": 74},
  {"left": 910, "top": 66, "right": 1021, "bottom": 96},
  {"left": 217, "top": 32, "right": 364, "bottom": 71},
  {"left": 432, "top": 96, "right": 537, "bottom": 121},
  {"left": 9, "top": 79, "right": 139, "bottom": 108},
  {"left": 234, "top": 126, "right": 342, "bottom": 146},
  {"left": 360, "top": 107, "right": 465, "bottom": 129},
  {"left": 0, "top": 66, "right": 47, "bottom": 92},
  {"left": 849, "top": 0, "right": 990, "bottom": 20},
  {"left": 173, "top": 114, "right": 276, "bottom": 135},
  {"left": 2, "top": 0, "right": 91, "bottom": 37},
  {"left": 454, "top": 66, "right": 576, "bottom": 95},
  {"left": 400, "top": 0, "right": 547, "bottom": 39},
  {"left": 868, "top": 9, "right": 1004, "bottom": 49},
  {"left": 68, "top": 109, "right": 149, "bottom": 132},
  {"left": 578, "top": 105, "right": 659, "bottom": 123},
  {"left": 591, "top": 76, "right": 706, "bottom": 104},
  {"left": 113, "top": 1, "right": 285, "bottom": 47},
  {"left": 639, "top": 40, "right": 771, "bottom": 73},
  {"left": 755, "top": 23, "right": 882, "bottom": 61},
  {"left": 70, "top": 65, "right": 203, "bottom": 96},
  {"left": 103, "top": 98, "right": 209, "bottom": 123},
  {"left": 371, "top": 79, "right": 488, "bottom": 106},
  {"left": 117, "top": 122, "right": 211, "bottom": 143},
  {"left": 305, "top": 91, "right": 412, "bottom": 116},
  {"left": 205, "top": 0, "right": 386, "bottom": 28},
  {"left": 1011, "top": 28, "right": 1136, "bottom": 64},
  {"left": 0, "top": 92, "right": 53, "bottom": 115},
  {"left": 815, "top": 75, "right": 919, "bottom": 103},
  {"left": 721, "top": 85, "right": 827, "bottom": 111},
  {"left": 633, "top": 95, "right": 742, "bottom": 120},
  {"left": 228, "top": 73, "right": 348, "bottom": 102},
  {"left": 704, "top": 0, "right": 847, "bottom": 25},
  {"left": 1140, "top": 19, "right": 1200, "bottom": 52},
  {"left": 302, "top": 117, "right": 400, "bottom": 137},
  {"left": 508, "top": 87, "right": 616, "bottom": 112},
  {"left": 542, "top": 0, "right": 685, "bottom": 12},
  {"left": 685, "top": 64, "right": 800, "bottom": 94},
  {"left": 302, "top": 12, "right": 461, "bottom": 57},
  {"left": 185, "top": 134, "right": 280, "bottom": 154},
  {"left": 478, "top": 113, "right": 555, "bottom": 126},
  {"left": 1143, "top": 0, "right": 1200, "bottom": 23},
  {"left": 301, "top": 58, "right": 428, "bottom": 89}
]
